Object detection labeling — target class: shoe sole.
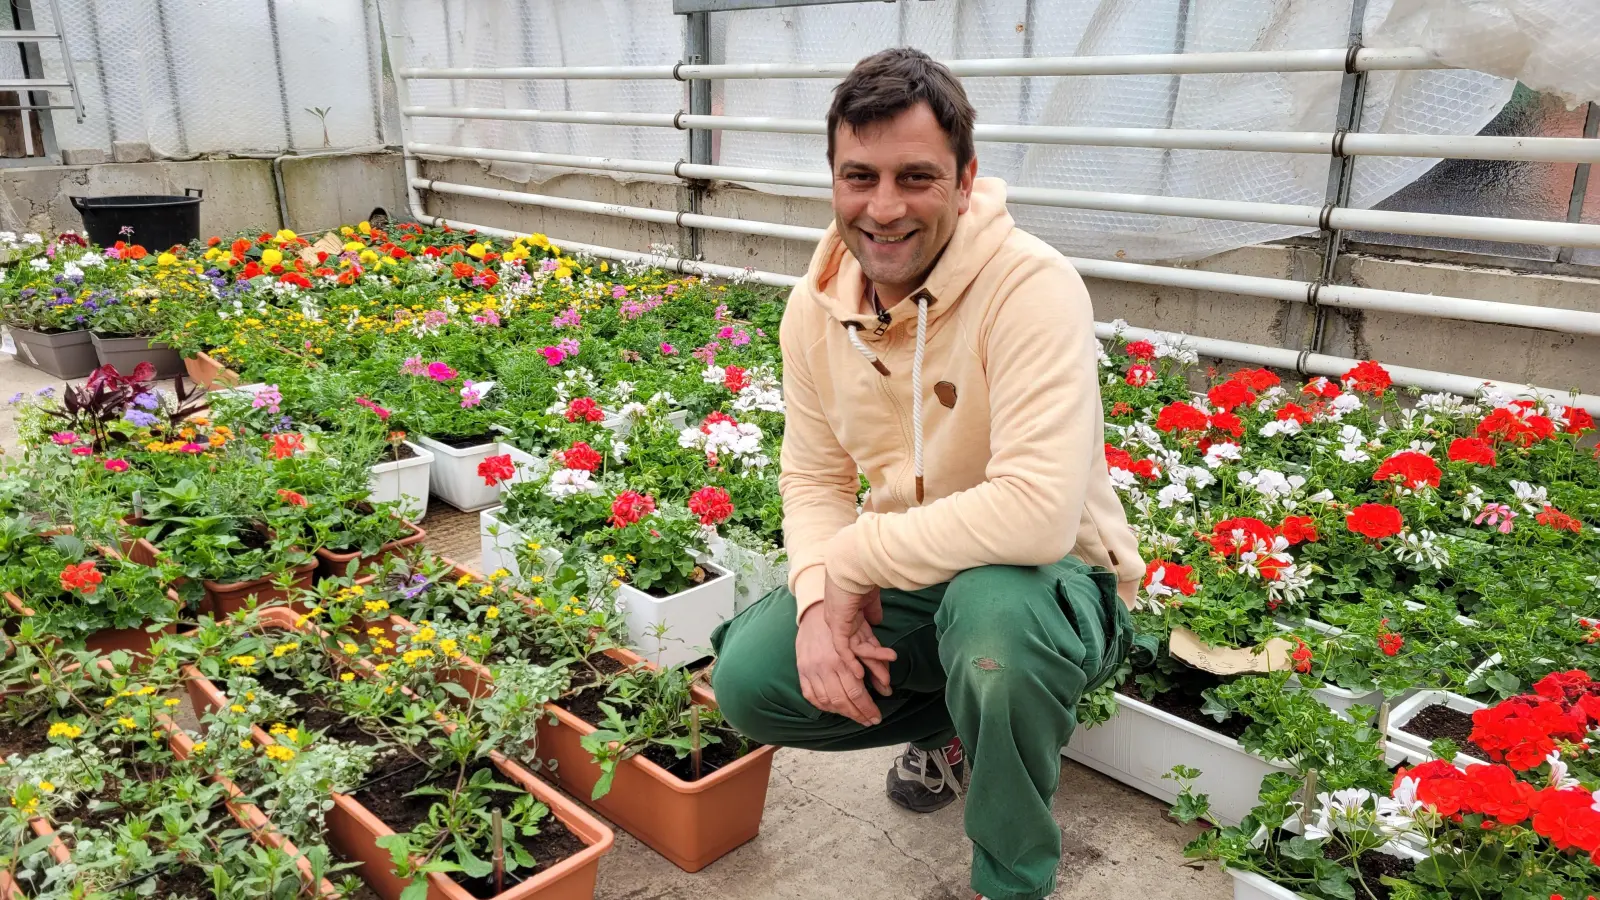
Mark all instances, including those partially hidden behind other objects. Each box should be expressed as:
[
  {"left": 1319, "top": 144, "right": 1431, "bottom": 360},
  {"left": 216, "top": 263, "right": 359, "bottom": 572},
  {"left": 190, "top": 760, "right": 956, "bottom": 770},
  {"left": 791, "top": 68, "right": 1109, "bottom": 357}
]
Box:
[{"left": 885, "top": 769, "right": 960, "bottom": 814}]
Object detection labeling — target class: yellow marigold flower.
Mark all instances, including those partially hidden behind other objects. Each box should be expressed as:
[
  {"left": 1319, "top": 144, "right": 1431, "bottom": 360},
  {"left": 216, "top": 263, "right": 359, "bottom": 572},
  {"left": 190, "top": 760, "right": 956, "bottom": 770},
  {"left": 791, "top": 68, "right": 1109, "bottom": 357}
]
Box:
[
  {"left": 376, "top": 638, "right": 395, "bottom": 650},
  {"left": 455, "top": 574, "right": 473, "bottom": 587},
  {"left": 342, "top": 643, "right": 359, "bottom": 655},
  {"left": 13, "top": 795, "right": 37, "bottom": 816},
  {"left": 367, "top": 626, "right": 384, "bottom": 636},
  {"left": 240, "top": 739, "right": 254, "bottom": 750},
  {"left": 117, "top": 717, "right": 136, "bottom": 730},
  {"left": 47, "top": 722, "right": 80, "bottom": 740},
  {"left": 364, "top": 600, "right": 389, "bottom": 614},
  {"left": 263, "top": 745, "right": 296, "bottom": 762},
  {"left": 229, "top": 655, "right": 258, "bottom": 668},
  {"left": 488, "top": 568, "right": 509, "bottom": 582},
  {"left": 479, "top": 585, "right": 494, "bottom": 597},
  {"left": 526, "top": 541, "right": 541, "bottom": 551},
  {"left": 157, "top": 252, "right": 177, "bottom": 266},
  {"left": 412, "top": 626, "right": 436, "bottom": 643},
  {"left": 272, "top": 643, "right": 297, "bottom": 658},
  {"left": 602, "top": 554, "right": 616, "bottom": 565},
  {"left": 229, "top": 704, "right": 246, "bottom": 714},
  {"left": 438, "top": 638, "right": 458, "bottom": 656},
  {"left": 137, "top": 686, "right": 157, "bottom": 696},
  {"left": 347, "top": 585, "right": 365, "bottom": 596},
  {"left": 626, "top": 555, "right": 636, "bottom": 563},
  {"left": 191, "top": 742, "right": 207, "bottom": 754},
  {"left": 533, "top": 597, "right": 546, "bottom": 608},
  {"left": 374, "top": 663, "right": 391, "bottom": 673},
  {"left": 574, "top": 607, "right": 587, "bottom": 616},
  {"left": 37, "top": 781, "right": 54, "bottom": 793},
  {"left": 340, "top": 672, "right": 355, "bottom": 682},
  {"left": 269, "top": 723, "right": 288, "bottom": 735},
  {"left": 529, "top": 575, "right": 544, "bottom": 585},
  {"left": 485, "top": 606, "right": 500, "bottom": 620},
  {"left": 610, "top": 580, "right": 622, "bottom": 589},
  {"left": 245, "top": 691, "right": 256, "bottom": 701},
  {"left": 164, "top": 698, "right": 180, "bottom": 708}
]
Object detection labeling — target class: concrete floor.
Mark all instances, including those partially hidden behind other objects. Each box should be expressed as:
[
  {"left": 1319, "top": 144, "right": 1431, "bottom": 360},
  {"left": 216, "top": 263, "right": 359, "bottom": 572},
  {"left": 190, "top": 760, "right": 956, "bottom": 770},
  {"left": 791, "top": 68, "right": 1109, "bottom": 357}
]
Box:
[{"left": 0, "top": 346, "right": 1232, "bottom": 900}]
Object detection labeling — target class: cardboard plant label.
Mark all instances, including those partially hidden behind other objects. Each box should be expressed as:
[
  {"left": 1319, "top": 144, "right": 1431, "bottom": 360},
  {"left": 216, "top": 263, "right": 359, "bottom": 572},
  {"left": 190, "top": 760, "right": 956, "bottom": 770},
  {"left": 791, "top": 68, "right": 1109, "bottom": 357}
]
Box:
[{"left": 1168, "top": 626, "right": 1294, "bottom": 675}]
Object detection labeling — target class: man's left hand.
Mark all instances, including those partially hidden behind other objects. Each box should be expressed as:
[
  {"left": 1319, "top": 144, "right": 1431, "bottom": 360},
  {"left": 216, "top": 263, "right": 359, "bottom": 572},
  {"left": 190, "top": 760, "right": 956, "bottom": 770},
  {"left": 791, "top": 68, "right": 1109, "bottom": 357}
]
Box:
[{"left": 822, "top": 577, "right": 897, "bottom": 697}]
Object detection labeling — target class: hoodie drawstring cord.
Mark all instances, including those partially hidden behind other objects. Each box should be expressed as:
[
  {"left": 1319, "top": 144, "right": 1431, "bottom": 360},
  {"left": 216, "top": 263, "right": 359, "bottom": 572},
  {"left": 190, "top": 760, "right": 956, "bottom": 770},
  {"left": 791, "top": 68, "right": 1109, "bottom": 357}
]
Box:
[{"left": 846, "top": 295, "right": 929, "bottom": 504}]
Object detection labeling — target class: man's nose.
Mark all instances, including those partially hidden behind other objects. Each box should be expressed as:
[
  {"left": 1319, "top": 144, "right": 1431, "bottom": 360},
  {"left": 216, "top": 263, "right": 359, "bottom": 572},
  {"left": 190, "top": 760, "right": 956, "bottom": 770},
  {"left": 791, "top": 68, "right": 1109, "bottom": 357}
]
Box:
[{"left": 866, "top": 181, "right": 907, "bottom": 228}]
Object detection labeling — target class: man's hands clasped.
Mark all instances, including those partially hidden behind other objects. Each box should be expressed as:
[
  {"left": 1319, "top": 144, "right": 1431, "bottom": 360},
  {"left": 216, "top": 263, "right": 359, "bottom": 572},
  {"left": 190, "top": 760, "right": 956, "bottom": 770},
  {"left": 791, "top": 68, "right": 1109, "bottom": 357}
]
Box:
[{"left": 795, "top": 575, "right": 897, "bottom": 726}]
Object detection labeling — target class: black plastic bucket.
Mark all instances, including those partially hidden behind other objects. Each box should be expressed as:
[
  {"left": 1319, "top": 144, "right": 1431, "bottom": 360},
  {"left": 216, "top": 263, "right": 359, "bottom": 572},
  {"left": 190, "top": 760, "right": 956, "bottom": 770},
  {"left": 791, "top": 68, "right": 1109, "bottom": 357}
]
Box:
[{"left": 69, "top": 188, "right": 203, "bottom": 250}]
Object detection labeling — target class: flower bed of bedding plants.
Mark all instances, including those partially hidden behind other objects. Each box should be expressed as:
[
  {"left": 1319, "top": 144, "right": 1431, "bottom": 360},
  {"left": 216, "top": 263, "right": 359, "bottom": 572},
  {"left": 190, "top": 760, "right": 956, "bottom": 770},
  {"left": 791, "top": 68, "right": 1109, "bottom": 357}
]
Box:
[{"left": 4, "top": 220, "right": 1600, "bottom": 897}]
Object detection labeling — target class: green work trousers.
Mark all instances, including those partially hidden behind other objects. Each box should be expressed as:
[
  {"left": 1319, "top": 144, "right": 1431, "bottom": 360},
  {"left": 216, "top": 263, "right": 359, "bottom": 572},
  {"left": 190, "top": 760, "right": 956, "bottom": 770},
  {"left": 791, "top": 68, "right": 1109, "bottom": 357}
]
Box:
[{"left": 710, "top": 556, "right": 1133, "bottom": 900}]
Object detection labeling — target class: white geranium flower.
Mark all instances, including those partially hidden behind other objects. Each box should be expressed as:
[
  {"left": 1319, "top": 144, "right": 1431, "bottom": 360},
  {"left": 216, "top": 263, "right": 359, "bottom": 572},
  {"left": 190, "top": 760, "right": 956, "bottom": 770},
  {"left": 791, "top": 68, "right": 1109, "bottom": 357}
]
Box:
[
  {"left": 1479, "top": 386, "right": 1515, "bottom": 409},
  {"left": 1170, "top": 464, "right": 1216, "bottom": 490},
  {"left": 1108, "top": 467, "right": 1138, "bottom": 491},
  {"left": 1240, "top": 469, "right": 1306, "bottom": 504},
  {"left": 1510, "top": 479, "right": 1549, "bottom": 514},
  {"left": 1337, "top": 444, "right": 1371, "bottom": 464},
  {"left": 700, "top": 365, "right": 726, "bottom": 385},
  {"left": 1153, "top": 334, "right": 1198, "bottom": 365},
  {"left": 546, "top": 468, "right": 599, "bottom": 498},
  {"left": 1391, "top": 528, "right": 1448, "bottom": 570},
  {"left": 1338, "top": 425, "right": 1366, "bottom": 445},
  {"left": 1407, "top": 439, "right": 1437, "bottom": 455},
  {"left": 1260, "top": 419, "right": 1302, "bottom": 438},
  {"left": 1156, "top": 483, "right": 1193, "bottom": 509},
  {"left": 1307, "top": 489, "right": 1336, "bottom": 504},
  {"left": 1204, "top": 441, "right": 1242, "bottom": 469},
  {"left": 1548, "top": 752, "right": 1582, "bottom": 790},
  {"left": 1331, "top": 393, "right": 1363, "bottom": 415},
  {"left": 1461, "top": 485, "right": 1486, "bottom": 520},
  {"left": 1097, "top": 342, "right": 1114, "bottom": 368},
  {"left": 1418, "top": 392, "right": 1468, "bottom": 417}
]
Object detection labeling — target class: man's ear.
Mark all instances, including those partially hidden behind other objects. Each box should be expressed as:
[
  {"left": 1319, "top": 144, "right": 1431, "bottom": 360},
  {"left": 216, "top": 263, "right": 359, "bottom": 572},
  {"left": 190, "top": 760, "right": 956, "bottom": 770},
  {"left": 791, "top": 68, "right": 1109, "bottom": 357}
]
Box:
[{"left": 956, "top": 157, "right": 978, "bottom": 214}]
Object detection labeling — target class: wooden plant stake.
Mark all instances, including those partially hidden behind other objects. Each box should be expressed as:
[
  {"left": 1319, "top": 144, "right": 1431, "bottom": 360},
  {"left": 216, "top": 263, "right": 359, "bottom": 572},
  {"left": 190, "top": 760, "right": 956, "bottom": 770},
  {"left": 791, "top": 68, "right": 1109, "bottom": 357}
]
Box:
[
  {"left": 690, "top": 706, "right": 703, "bottom": 781},
  {"left": 1376, "top": 700, "right": 1392, "bottom": 753},
  {"left": 492, "top": 808, "right": 505, "bottom": 894},
  {"left": 1299, "top": 769, "right": 1319, "bottom": 830}
]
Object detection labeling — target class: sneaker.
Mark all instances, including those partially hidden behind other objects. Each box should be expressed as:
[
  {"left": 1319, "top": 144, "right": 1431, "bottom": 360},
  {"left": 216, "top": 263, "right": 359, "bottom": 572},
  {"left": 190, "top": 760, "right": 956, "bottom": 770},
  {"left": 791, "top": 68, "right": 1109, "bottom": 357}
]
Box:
[{"left": 885, "top": 738, "right": 964, "bottom": 813}]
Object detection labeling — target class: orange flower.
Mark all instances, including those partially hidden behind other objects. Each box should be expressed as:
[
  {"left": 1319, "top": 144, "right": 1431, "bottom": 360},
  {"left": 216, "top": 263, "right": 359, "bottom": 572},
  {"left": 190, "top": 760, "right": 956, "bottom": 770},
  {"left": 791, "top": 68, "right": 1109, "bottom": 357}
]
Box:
[
  {"left": 60, "top": 561, "right": 103, "bottom": 595},
  {"left": 276, "top": 489, "right": 308, "bottom": 507}
]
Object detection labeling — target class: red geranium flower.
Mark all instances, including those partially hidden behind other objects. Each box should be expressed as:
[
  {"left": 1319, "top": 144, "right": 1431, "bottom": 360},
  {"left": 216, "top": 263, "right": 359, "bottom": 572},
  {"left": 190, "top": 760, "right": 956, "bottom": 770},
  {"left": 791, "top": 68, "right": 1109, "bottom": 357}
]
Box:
[
  {"left": 1530, "top": 785, "right": 1600, "bottom": 857},
  {"left": 1372, "top": 450, "right": 1442, "bottom": 490},
  {"left": 1206, "top": 380, "right": 1256, "bottom": 413},
  {"left": 723, "top": 365, "right": 750, "bottom": 394},
  {"left": 1110, "top": 401, "right": 1133, "bottom": 416},
  {"left": 1142, "top": 560, "right": 1198, "bottom": 596},
  {"left": 275, "top": 488, "right": 308, "bottom": 507},
  {"left": 1343, "top": 360, "right": 1392, "bottom": 396},
  {"left": 1125, "top": 364, "right": 1156, "bottom": 388},
  {"left": 478, "top": 454, "right": 515, "bottom": 487},
  {"left": 59, "top": 561, "right": 103, "bottom": 595},
  {"left": 1560, "top": 406, "right": 1595, "bottom": 436},
  {"left": 1378, "top": 626, "right": 1404, "bottom": 657},
  {"left": 1278, "top": 515, "right": 1319, "bottom": 545},
  {"left": 1227, "top": 367, "right": 1280, "bottom": 391},
  {"left": 1123, "top": 340, "right": 1156, "bottom": 361},
  {"left": 1302, "top": 377, "right": 1342, "bottom": 399},
  {"left": 270, "top": 433, "right": 305, "bottom": 460},
  {"left": 565, "top": 397, "right": 604, "bottom": 423},
  {"left": 1537, "top": 505, "right": 1583, "bottom": 533},
  {"left": 560, "top": 441, "right": 602, "bottom": 472},
  {"left": 1447, "top": 437, "right": 1497, "bottom": 467},
  {"left": 1207, "top": 411, "right": 1244, "bottom": 438},
  {"left": 1471, "top": 697, "right": 1586, "bottom": 770},
  {"left": 1206, "top": 517, "right": 1276, "bottom": 556},
  {"left": 1104, "top": 444, "right": 1134, "bottom": 472},
  {"left": 687, "top": 486, "right": 735, "bottom": 526},
  {"left": 1128, "top": 459, "right": 1161, "bottom": 481},
  {"left": 1346, "top": 503, "right": 1403, "bottom": 540},
  {"left": 1290, "top": 637, "right": 1312, "bottom": 674},
  {"left": 609, "top": 490, "right": 656, "bottom": 528},
  {"left": 1155, "top": 402, "right": 1209, "bottom": 434},
  {"left": 1276, "top": 403, "right": 1314, "bottom": 425},
  {"left": 1478, "top": 407, "right": 1555, "bottom": 447}
]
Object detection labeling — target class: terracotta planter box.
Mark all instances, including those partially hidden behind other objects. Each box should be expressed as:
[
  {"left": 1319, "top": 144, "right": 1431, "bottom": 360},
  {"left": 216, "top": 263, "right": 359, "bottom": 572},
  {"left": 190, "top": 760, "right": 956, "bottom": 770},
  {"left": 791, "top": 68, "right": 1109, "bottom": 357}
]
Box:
[
  {"left": 201, "top": 557, "right": 319, "bottom": 618},
  {"left": 1, "top": 539, "right": 180, "bottom": 658},
  {"left": 183, "top": 350, "right": 241, "bottom": 388},
  {"left": 9, "top": 326, "right": 99, "bottom": 378},
  {"left": 313, "top": 517, "right": 427, "bottom": 580},
  {"left": 407, "top": 575, "right": 776, "bottom": 874},
  {"left": 183, "top": 639, "right": 614, "bottom": 900},
  {"left": 89, "top": 333, "right": 184, "bottom": 377}
]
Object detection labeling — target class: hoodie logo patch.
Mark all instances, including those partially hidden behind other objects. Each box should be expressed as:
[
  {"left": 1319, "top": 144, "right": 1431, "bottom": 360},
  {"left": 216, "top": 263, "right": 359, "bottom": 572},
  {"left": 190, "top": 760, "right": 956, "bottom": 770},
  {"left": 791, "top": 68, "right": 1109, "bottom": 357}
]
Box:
[{"left": 935, "top": 381, "right": 958, "bottom": 409}]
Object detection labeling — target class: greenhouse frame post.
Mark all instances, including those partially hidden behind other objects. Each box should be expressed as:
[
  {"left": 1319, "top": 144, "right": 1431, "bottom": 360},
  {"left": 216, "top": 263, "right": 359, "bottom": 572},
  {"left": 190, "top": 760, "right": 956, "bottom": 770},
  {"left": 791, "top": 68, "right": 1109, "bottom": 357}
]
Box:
[{"left": 683, "top": 9, "right": 713, "bottom": 259}]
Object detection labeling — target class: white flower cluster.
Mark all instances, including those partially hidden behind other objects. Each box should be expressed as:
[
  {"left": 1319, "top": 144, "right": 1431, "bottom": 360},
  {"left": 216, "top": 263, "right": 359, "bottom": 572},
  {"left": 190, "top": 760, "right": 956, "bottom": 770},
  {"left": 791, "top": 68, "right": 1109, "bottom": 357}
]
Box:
[
  {"left": 678, "top": 419, "right": 770, "bottom": 473},
  {"left": 1302, "top": 784, "right": 1424, "bottom": 842},
  {"left": 1238, "top": 468, "right": 1307, "bottom": 509},
  {"left": 1391, "top": 527, "right": 1448, "bottom": 570},
  {"left": 546, "top": 468, "right": 601, "bottom": 499},
  {"left": 732, "top": 366, "right": 785, "bottom": 415}
]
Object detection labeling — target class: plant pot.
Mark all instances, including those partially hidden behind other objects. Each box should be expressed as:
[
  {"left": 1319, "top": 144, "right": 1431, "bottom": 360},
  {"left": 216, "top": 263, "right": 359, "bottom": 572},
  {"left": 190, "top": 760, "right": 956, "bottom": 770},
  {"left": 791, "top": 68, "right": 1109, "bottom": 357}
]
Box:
[
  {"left": 314, "top": 516, "right": 427, "bottom": 580},
  {"left": 617, "top": 561, "right": 735, "bottom": 670},
  {"left": 1, "top": 539, "right": 180, "bottom": 657},
  {"left": 1063, "top": 691, "right": 1292, "bottom": 827},
  {"left": 201, "top": 557, "right": 318, "bottom": 618},
  {"left": 479, "top": 507, "right": 560, "bottom": 580},
  {"left": 9, "top": 326, "right": 99, "bottom": 378},
  {"left": 497, "top": 442, "right": 549, "bottom": 494},
  {"left": 710, "top": 542, "right": 787, "bottom": 615},
  {"left": 415, "top": 434, "right": 501, "bottom": 512},
  {"left": 184, "top": 657, "right": 615, "bottom": 900},
  {"left": 368, "top": 441, "right": 435, "bottom": 523},
  {"left": 1384, "top": 689, "right": 1488, "bottom": 768},
  {"left": 183, "top": 350, "right": 240, "bottom": 388},
  {"left": 88, "top": 333, "right": 184, "bottom": 377},
  {"left": 1225, "top": 835, "right": 1424, "bottom": 900}
]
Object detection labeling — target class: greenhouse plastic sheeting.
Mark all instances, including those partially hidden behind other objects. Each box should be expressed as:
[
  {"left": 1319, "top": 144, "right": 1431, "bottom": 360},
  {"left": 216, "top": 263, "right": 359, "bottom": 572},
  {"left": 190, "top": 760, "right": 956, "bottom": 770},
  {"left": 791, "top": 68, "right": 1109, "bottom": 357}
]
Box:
[{"left": 37, "top": 0, "right": 387, "bottom": 156}]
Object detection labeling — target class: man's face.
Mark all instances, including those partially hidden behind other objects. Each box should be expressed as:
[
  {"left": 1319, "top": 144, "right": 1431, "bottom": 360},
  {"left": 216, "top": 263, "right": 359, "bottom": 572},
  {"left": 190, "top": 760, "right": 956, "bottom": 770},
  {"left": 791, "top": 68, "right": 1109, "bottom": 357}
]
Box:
[{"left": 831, "top": 102, "right": 976, "bottom": 298}]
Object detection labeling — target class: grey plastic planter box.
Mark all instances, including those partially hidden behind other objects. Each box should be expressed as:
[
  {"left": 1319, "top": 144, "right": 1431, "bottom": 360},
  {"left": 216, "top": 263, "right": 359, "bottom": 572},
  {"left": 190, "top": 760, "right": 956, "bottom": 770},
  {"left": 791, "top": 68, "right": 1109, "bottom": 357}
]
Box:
[
  {"left": 90, "top": 333, "right": 184, "bottom": 377},
  {"left": 10, "top": 327, "right": 99, "bottom": 378}
]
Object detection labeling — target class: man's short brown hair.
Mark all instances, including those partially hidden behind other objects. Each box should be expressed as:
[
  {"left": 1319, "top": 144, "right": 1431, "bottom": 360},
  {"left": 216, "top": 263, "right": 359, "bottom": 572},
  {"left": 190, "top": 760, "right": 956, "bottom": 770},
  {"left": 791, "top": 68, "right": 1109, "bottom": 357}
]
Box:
[{"left": 826, "top": 48, "right": 977, "bottom": 173}]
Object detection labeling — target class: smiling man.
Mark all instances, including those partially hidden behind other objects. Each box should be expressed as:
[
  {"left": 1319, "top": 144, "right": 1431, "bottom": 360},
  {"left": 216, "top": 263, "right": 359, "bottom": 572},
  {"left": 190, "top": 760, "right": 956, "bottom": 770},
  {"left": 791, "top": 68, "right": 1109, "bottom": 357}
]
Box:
[{"left": 710, "top": 48, "right": 1142, "bottom": 900}]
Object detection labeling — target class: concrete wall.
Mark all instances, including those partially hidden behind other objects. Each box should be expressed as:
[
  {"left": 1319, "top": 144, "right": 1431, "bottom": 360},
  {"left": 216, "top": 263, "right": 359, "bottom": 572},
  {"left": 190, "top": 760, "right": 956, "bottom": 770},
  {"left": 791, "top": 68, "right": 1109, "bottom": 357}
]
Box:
[
  {"left": 6, "top": 149, "right": 1599, "bottom": 396},
  {"left": 0, "top": 151, "right": 406, "bottom": 239}
]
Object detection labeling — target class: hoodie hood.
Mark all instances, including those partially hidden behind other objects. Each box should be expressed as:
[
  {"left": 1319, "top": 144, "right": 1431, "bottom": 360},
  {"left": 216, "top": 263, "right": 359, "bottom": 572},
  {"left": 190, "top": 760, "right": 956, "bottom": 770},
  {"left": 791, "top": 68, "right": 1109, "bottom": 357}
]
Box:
[{"left": 802, "top": 176, "right": 1015, "bottom": 341}]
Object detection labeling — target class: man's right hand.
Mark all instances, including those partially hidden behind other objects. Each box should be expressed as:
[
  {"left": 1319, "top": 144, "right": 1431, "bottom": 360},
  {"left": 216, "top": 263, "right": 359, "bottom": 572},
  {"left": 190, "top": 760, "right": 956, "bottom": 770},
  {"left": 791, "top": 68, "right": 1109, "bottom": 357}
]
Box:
[{"left": 796, "top": 602, "right": 885, "bottom": 726}]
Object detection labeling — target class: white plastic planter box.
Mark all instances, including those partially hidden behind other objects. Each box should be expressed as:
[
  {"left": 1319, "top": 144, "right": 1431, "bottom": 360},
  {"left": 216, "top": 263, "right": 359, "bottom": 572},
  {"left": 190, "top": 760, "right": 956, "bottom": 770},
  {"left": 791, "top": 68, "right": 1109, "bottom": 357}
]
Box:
[
  {"left": 602, "top": 407, "right": 689, "bottom": 437},
  {"left": 479, "top": 506, "right": 562, "bottom": 579},
  {"left": 1063, "top": 691, "right": 1291, "bottom": 826},
  {"left": 1226, "top": 839, "right": 1423, "bottom": 900},
  {"left": 1277, "top": 618, "right": 1388, "bottom": 720},
  {"left": 1384, "top": 689, "right": 1487, "bottom": 768},
  {"left": 619, "top": 561, "right": 735, "bottom": 670},
  {"left": 496, "top": 442, "right": 549, "bottom": 495},
  {"left": 367, "top": 441, "right": 435, "bottom": 523},
  {"left": 415, "top": 434, "right": 501, "bottom": 512},
  {"left": 712, "top": 541, "right": 789, "bottom": 614}
]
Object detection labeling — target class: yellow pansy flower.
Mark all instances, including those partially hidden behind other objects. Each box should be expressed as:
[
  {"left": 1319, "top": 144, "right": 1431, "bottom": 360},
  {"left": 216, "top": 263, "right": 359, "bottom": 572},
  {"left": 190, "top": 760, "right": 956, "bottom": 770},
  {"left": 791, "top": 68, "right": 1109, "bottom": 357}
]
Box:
[
  {"left": 358, "top": 221, "right": 371, "bottom": 235},
  {"left": 157, "top": 252, "right": 177, "bottom": 266},
  {"left": 274, "top": 229, "right": 298, "bottom": 243}
]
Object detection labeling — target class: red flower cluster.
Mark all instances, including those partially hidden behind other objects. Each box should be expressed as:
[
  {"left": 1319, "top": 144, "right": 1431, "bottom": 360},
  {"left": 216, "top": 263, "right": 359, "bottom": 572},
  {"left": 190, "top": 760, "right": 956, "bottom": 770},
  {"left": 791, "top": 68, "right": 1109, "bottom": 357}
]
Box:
[
  {"left": 451, "top": 261, "right": 475, "bottom": 280},
  {"left": 276, "top": 488, "right": 308, "bottom": 507},
  {"left": 1447, "top": 437, "right": 1497, "bottom": 467},
  {"left": 270, "top": 432, "right": 305, "bottom": 460},
  {"left": 1561, "top": 405, "right": 1596, "bottom": 436},
  {"left": 1279, "top": 515, "right": 1319, "bottom": 545},
  {"left": 1227, "top": 367, "right": 1280, "bottom": 391},
  {"left": 1125, "top": 364, "right": 1156, "bottom": 388},
  {"left": 1377, "top": 619, "right": 1404, "bottom": 656},
  {"left": 478, "top": 454, "right": 515, "bottom": 487},
  {"left": 1205, "top": 517, "right": 1277, "bottom": 556},
  {"left": 1104, "top": 444, "right": 1160, "bottom": 480},
  {"left": 1123, "top": 340, "right": 1156, "bottom": 361},
  {"left": 1155, "top": 402, "right": 1209, "bottom": 434},
  {"left": 1110, "top": 401, "right": 1133, "bottom": 417},
  {"left": 1276, "top": 403, "right": 1314, "bottom": 425},
  {"left": 1207, "top": 410, "right": 1244, "bottom": 438},
  {"left": 1206, "top": 379, "right": 1256, "bottom": 413},
  {"left": 565, "top": 397, "right": 604, "bottom": 423},
  {"left": 1471, "top": 696, "right": 1587, "bottom": 770},
  {"left": 1372, "top": 450, "right": 1442, "bottom": 490},
  {"left": 1400, "top": 756, "right": 1600, "bottom": 862},
  {"left": 1346, "top": 503, "right": 1404, "bottom": 540},
  {"left": 59, "top": 561, "right": 103, "bottom": 595},
  {"left": 687, "top": 486, "right": 735, "bottom": 526},
  {"left": 1343, "top": 360, "right": 1392, "bottom": 396},
  {"left": 723, "top": 365, "right": 750, "bottom": 393},
  {"left": 560, "top": 441, "right": 602, "bottom": 472},
  {"left": 1531, "top": 670, "right": 1600, "bottom": 726},
  {"left": 1302, "top": 377, "right": 1342, "bottom": 399},
  {"left": 1537, "top": 505, "right": 1584, "bottom": 533},
  {"left": 701, "top": 411, "right": 737, "bottom": 432},
  {"left": 1142, "top": 560, "right": 1198, "bottom": 596},
  {"left": 1291, "top": 637, "right": 1312, "bottom": 674},
  {"left": 609, "top": 490, "right": 656, "bottom": 528},
  {"left": 1478, "top": 404, "right": 1557, "bottom": 447}
]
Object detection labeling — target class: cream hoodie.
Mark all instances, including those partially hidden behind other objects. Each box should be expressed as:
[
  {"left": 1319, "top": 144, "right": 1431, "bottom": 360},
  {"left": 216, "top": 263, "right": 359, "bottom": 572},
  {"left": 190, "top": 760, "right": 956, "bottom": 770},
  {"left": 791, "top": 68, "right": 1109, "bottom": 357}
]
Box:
[{"left": 780, "top": 177, "right": 1144, "bottom": 621}]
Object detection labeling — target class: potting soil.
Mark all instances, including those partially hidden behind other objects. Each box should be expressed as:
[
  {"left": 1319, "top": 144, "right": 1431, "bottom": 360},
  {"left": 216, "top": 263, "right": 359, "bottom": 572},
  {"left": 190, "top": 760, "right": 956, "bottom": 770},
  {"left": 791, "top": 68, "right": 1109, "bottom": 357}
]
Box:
[
  {"left": 1403, "top": 704, "right": 1492, "bottom": 760},
  {"left": 350, "top": 757, "right": 587, "bottom": 899},
  {"left": 1116, "top": 679, "right": 1249, "bottom": 741},
  {"left": 0, "top": 715, "right": 56, "bottom": 760},
  {"left": 432, "top": 433, "right": 499, "bottom": 450}
]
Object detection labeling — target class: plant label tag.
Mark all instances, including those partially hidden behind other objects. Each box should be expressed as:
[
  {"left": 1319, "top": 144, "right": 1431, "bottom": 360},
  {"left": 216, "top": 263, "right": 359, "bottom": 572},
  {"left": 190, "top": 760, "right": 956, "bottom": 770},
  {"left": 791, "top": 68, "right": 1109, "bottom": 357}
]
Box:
[
  {"left": 299, "top": 232, "right": 344, "bottom": 266},
  {"left": 1169, "top": 627, "right": 1294, "bottom": 675}
]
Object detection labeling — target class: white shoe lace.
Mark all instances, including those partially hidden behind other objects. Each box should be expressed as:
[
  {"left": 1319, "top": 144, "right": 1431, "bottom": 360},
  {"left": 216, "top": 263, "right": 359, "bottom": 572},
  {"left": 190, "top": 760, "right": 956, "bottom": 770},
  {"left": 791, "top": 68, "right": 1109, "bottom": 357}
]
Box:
[{"left": 896, "top": 745, "right": 963, "bottom": 797}]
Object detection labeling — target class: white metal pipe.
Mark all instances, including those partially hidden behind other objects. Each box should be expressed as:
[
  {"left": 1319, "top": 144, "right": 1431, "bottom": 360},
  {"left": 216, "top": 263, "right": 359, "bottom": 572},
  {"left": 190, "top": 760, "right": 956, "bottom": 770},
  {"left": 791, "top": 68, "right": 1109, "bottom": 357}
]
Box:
[
  {"left": 414, "top": 178, "right": 826, "bottom": 243},
  {"left": 399, "top": 47, "right": 1447, "bottom": 81},
  {"left": 406, "top": 109, "right": 1600, "bottom": 164},
  {"left": 409, "top": 143, "right": 1600, "bottom": 248},
  {"left": 1096, "top": 322, "right": 1600, "bottom": 414}
]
